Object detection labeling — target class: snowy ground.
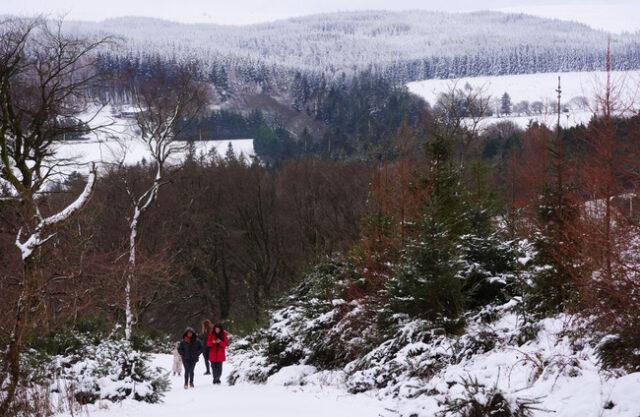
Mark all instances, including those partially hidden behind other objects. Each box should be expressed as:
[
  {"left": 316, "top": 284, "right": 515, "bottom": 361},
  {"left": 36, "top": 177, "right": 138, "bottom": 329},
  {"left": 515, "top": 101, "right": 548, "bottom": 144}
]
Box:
[
  {"left": 48, "top": 315, "right": 640, "bottom": 417},
  {"left": 407, "top": 70, "right": 640, "bottom": 129},
  {"left": 228, "top": 299, "right": 640, "bottom": 417},
  {"left": 54, "top": 354, "right": 394, "bottom": 417}
]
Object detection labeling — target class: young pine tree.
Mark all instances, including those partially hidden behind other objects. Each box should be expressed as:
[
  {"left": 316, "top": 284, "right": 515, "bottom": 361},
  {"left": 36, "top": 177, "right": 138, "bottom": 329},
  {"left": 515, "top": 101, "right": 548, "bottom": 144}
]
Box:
[{"left": 382, "top": 131, "right": 516, "bottom": 332}]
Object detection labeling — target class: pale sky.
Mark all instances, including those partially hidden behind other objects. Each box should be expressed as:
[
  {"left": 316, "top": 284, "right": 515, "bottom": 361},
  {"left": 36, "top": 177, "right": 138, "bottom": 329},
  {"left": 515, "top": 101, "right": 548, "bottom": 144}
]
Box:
[{"left": 3, "top": 0, "right": 639, "bottom": 32}]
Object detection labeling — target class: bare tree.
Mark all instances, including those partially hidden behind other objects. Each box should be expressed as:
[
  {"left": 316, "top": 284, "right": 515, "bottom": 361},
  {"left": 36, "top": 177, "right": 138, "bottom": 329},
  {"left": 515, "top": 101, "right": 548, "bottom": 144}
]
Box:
[
  {"left": 121, "top": 62, "right": 208, "bottom": 340},
  {"left": 575, "top": 43, "right": 640, "bottom": 301},
  {"left": 0, "top": 17, "right": 110, "bottom": 415},
  {"left": 432, "top": 81, "right": 491, "bottom": 166}
]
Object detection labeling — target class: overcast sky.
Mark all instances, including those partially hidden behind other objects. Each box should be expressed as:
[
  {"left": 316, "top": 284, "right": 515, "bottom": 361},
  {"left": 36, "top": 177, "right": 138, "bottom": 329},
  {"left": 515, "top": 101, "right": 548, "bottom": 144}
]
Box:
[{"left": 4, "top": 0, "right": 639, "bottom": 32}]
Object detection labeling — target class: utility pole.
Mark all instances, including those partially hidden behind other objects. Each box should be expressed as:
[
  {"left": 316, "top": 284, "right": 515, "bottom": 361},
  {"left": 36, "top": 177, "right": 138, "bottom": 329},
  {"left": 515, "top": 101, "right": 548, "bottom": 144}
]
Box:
[{"left": 556, "top": 76, "right": 562, "bottom": 130}]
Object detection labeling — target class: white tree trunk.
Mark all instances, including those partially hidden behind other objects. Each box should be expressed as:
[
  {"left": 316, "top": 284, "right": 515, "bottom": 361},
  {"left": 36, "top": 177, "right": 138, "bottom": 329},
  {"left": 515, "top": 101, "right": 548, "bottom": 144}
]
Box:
[
  {"left": 124, "top": 207, "right": 139, "bottom": 341},
  {"left": 124, "top": 178, "right": 160, "bottom": 341},
  {"left": 15, "top": 167, "right": 97, "bottom": 261}
]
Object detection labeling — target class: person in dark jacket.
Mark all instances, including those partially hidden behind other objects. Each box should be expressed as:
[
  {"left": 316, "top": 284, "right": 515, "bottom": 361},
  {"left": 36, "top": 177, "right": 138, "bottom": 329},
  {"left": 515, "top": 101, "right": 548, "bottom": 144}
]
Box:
[
  {"left": 177, "top": 327, "right": 203, "bottom": 389},
  {"left": 200, "top": 320, "right": 213, "bottom": 375},
  {"left": 207, "top": 323, "right": 228, "bottom": 384}
]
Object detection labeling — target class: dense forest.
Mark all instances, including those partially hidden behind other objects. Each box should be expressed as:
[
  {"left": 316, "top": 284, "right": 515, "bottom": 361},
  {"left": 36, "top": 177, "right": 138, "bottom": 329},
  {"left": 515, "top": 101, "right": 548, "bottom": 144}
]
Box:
[
  {"left": 76, "top": 10, "right": 640, "bottom": 165},
  {"left": 94, "top": 51, "right": 428, "bottom": 161}
]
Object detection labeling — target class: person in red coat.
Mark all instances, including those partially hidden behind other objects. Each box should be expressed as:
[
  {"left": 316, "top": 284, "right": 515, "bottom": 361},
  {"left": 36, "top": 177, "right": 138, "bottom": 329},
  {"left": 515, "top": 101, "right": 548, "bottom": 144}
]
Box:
[{"left": 207, "top": 323, "right": 228, "bottom": 384}]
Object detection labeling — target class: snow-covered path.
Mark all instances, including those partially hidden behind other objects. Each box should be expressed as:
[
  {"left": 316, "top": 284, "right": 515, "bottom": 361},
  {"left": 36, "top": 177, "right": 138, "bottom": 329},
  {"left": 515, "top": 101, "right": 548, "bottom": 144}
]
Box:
[{"left": 57, "top": 355, "right": 393, "bottom": 417}]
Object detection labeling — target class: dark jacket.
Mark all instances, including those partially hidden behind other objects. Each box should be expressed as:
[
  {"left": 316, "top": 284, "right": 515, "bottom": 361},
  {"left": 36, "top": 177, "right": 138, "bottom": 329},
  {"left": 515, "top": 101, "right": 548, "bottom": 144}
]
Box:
[
  {"left": 200, "top": 332, "right": 211, "bottom": 352},
  {"left": 178, "top": 327, "right": 203, "bottom": 362}
]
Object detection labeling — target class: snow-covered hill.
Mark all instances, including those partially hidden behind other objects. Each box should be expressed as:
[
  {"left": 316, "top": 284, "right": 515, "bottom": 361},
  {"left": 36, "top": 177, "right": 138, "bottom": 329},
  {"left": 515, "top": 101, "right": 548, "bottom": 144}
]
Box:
[
  {"left": 63, "top": 11, "right": 640, "bottom": 78},
  {"left": 407, "top": 70, "right": 640, "bottom": 128}
]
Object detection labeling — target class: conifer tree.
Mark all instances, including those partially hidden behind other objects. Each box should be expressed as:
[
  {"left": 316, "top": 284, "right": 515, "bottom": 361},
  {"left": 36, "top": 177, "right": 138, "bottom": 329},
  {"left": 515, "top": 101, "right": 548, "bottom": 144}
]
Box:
[{"left": 500, "top": 92, "right": 513, "bottom": 116}]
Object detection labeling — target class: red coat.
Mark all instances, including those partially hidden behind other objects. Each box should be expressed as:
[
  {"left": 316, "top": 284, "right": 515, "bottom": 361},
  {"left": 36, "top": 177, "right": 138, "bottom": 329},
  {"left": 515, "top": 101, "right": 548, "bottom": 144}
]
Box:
[{"left": 207, "top": 331, "right": 228, "bottom": 362}]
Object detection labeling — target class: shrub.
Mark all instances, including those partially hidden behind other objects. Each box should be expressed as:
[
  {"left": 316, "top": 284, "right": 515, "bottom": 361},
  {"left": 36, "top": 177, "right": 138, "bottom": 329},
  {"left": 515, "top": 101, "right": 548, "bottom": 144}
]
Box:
[
  {"left": 441, "top": 377, "right": 537, "bottom": 417},
  {"left": 52, "top": 339, "right": 169, "bottom": 405},
  {"left": 302, "top": 258, "right": 355, "bottom": 302},
  {"left": 25, "top": 327, "right": 103, "bottom": 357},
  {"left": 458, "top": 233, "right": 521, "bottom": 308},
  {"left": 304, "top": 299, "right": 377, "bottom": 369},
  {"left": 265, "top": 331, "right": 306, "bottom": 368},
  {"left": 131, "top": 328, "right": 173, "bottom": 354},
  {"left": 521, "top": 235, "right": 579, "bottom": 317},
  {"left": 511, "top": 321, "right": 541, "bottom": 346},
  {"left": 597, "top": 332, "right": 640, "bottom": 372}
]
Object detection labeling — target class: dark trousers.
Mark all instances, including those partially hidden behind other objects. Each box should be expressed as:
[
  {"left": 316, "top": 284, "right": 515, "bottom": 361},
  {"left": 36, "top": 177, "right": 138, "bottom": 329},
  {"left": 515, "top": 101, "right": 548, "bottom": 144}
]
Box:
[
  {"left": 183, "top": 359, "right": 196, "bottom": 386},
  {"left": 202, "top": 348, "right": 211, "bottom": 373},
  {"left": 211, "top": 361, "right": 223, "bottom": 382}
]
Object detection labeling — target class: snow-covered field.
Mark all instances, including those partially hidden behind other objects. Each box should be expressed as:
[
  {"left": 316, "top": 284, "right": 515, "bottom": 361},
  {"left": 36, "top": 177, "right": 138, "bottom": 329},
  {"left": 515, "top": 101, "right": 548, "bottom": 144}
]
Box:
[
  {"left": 49, "top": 106, "right": 255, "bottom": 178},
  {"left": 407, "top": 70, "right": 640, "bottom": 129},
  {"left": 53, "top": 138, "right": 255, "bottom": 175},
  {"left": 54, "top": 354, "right": 393, "bottom": 417}
]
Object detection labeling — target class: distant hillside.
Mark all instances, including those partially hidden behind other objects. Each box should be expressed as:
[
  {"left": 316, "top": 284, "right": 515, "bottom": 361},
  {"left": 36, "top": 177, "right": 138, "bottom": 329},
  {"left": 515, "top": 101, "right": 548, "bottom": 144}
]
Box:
[
  {"left": 49, "top": 11, "right": 640, "bottom": 162},
  {"left": 66, "top": 10, "right": 640, "bottom": 81}
]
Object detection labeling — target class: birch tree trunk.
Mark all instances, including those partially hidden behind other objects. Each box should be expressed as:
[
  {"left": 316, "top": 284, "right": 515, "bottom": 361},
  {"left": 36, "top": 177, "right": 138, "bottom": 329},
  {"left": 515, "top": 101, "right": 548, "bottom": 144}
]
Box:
[
  {"left": 1, "top": 167, "right": 97, "bottom": 414},
  {"left": 120, "top": 60, "right": 207, "bottom": 340},
  {"left": 124, "top": 176, "right": 160, "bottom": 341}
]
